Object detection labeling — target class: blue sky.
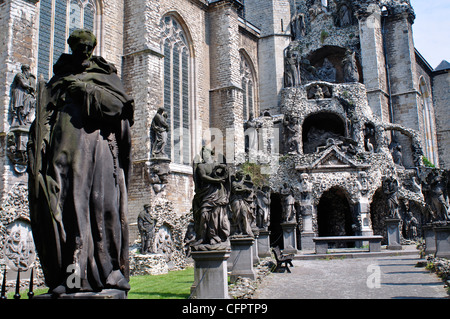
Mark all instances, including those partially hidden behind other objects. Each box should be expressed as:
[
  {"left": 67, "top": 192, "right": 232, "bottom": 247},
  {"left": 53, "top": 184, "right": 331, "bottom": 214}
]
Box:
[{"left": 410, "top": 0, "right": 450, "bottom": 69}]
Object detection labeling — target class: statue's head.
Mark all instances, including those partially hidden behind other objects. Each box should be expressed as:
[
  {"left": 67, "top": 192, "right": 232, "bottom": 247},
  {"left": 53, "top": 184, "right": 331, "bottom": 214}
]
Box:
[
  {"left": 201, "top": 146, "right": 214, "bottom": 163},
  {"left": 68, "top": 29, "right": 97, "bottom": 63},
  {"left": 21, "top": 64, "right": 31, "bottom": 76}
]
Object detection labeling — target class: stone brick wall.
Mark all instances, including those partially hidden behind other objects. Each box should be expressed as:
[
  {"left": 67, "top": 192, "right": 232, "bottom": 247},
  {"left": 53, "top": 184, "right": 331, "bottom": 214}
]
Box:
[
  {"left": 358, "top": 7, "right": 389, "bottom": 122},
  {"left": 101, "top": 0, "right": 125, "bottom": 73},
  {"left": 433, "top": 70, "right": 450, "bottom": 169},
  {"left": 123, "top": 0, "right": 212, "bottom": 242},
  {"left": 208, "top": 1, "right": 245, "bottom": 162},
  {"left": 244, "top": 0, "right": 291, "bottom": 114},
  {"left": 0, "top": 0, "right": 39, "bottom": 202}
]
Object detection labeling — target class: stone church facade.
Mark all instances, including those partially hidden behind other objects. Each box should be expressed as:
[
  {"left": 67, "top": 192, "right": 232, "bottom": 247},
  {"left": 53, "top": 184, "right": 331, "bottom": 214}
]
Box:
[{"left": 0, "top": 0, "right": 449, "bottom": 262}]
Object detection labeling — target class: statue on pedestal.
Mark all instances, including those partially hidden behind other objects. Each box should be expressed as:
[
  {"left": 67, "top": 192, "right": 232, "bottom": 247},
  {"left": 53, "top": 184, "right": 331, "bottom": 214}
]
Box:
[
  {"left": 230, "top": 171, "right": 255, "bottom": 237},
  {"left": 192, "top": 147, "right": 231, "bottom": 250},
  {"left": 291, "top": 12, "right": 306, "bottom": 40},
  {"left": 245, "top": 112, "right": 261, "bottom": 154},
  {"left": 137, "top": 205, "right": 157, "bottom": 254},
  {"left": 10, "top": 64, "right": 36, "bottom": 127},
  {"left": 283, "top": 114, "right": 301, "bottom": 154},
  {"left": 281, "top": 183, "right": 296, "bottom": 223},
  {"left": 389, "top": 136, "right": 404, "bottom": 167},
  {"left": 150, "top": 107, "right": 169, "bottom": 159},
  {"left": 28, "top": 29, "right": 134, "bottom": 296},
  {"left": 8, "top": 64, "right": 36, "bottom": 174},
  {"left": 383, "top": 175, "right": 401, "bottom": 219},
  {"left": 317, "top": 58, "right": 336, "bottom": 83},
  {"left": 423, "top": 170, "right": 450, "bottom": 221},
  {"left": 343, "top": 50, "right": 359, "bottom": 83},
  {"left": 284, "top": 45, "right": 301, "bottom": 88},
  {"left": 256, "top": 185, "right": 271, "bottom": 230}
]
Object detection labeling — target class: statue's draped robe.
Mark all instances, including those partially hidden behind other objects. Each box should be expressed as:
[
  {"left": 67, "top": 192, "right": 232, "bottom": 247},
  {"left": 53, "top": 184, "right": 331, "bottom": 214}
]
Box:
[
  {"left": 28, "top": 54, "right": 134, "bottom": 292},
  {"left": 192, "top": 163, "right": 230, "bottom": 246},
  {"left": 11, "top": 72, "right": 35, "bottom": 125},
  {"left": 230, "top": 180, "right": 254, "bottom": 236},
  {"left": 150, "top": 113, "right": 168, "bottom": 158}
]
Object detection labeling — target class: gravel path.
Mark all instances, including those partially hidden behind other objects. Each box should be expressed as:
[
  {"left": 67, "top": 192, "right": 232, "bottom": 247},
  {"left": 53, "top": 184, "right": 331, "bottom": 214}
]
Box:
[{"left": 253, "top": 254, "right": 449, "bottom": 299}]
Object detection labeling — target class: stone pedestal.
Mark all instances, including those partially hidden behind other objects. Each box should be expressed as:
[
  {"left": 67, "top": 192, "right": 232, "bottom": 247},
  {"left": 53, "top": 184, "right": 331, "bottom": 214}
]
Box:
[
  {"left": 252, "top": 233, "right": 260, "bottom": 266},
  {"left": 300, "top": 203, "right": 315, "bottom": 251},
  {"left": 386, "top": 218, "right": 402, "bottom": 250},
  {"left": 300, "top": 231, "right": 316, "bottom": 251},
  {"left": 34, "top": 289, "right": 127, "bottom": 299},
  {"left": 190, "top": 250, "right": 231, "bottom": 299},
  {"left": 257, "top": 230, "right": 271, "bottom": 258},
  {"left": 434, "top": 223, "right": 450, "bottom": 259},
  {"left": 423, "top": 224, "right": 436, "bottom": 255},
  {"left": 147, "top": 158, "right": 171, "bottom": 193},
  {"left": 281, "top": 222, "right": 298, "bottom": 254},
  {"left": 229, "top": 237, "right": 256, "bottom": 283}
]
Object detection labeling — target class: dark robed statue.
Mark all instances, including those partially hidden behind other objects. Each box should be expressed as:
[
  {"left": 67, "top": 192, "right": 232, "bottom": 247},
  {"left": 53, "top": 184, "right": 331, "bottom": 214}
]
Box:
[
  {"left": 27, "top": 29, "right": 134, "bottom": 296},
  {"left": 150, "top": 107, "right": 169, "bottom": 159},
  {"left": 192, "top": 147, "right": 231, "bottom": 250}
]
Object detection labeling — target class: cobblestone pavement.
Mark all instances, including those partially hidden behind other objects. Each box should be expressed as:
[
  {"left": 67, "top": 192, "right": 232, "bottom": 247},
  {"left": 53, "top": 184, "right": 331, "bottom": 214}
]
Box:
[{"left": 253, "top": 253, "right": 449, "bottom": 299}]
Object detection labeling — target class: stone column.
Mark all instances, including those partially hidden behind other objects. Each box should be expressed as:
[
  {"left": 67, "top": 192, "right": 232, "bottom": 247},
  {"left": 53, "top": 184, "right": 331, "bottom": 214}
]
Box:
[
  {"left": 208, "top": 1, "right": 245, "bottom": 163},
  {"left": 229, "top": 237, "right": 257, "bottom": 283},
  {"left": 281, "top": 222, "right": 298, "bottom": 254},
  {"left": 252, "top": 231, "right": 260, "bottom": 266},
  {"left": 190, "top": 250, "right": 231, "bottom": 299},
  {"left": 300, "top": 205, "right": 315, "bottom": 251},
  {"left": 358, "top": 198, "right": 373, "bottom": 237},
  {"left": 357, "top": 4, "right": 389, "bottom": 121},
  {"left": 243, "top": 0, "right": 291, "bottom": 113},
  {"left": 386, "top": 218, "right": 402, "bottom": 250}
]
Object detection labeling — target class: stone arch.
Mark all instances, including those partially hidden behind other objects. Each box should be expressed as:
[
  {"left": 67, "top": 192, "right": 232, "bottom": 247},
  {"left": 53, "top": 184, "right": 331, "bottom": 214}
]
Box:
[
  {"left": 384, "top": 124, "right": 424, "bottom": 168},
  {"left": 334, "top": 1, "right": 357, "bottom": 27},
  {"left": 370, "top": 186, "right": 388, "bottom": 244},
  {"left": 239, "top": 49, "right": 259, "bottom": 120},
  {"left": 303, "top": 45, "right": 362, "bottom": 84},
  {"left": 302, "top": 111, "right": 347, "bottom": 154},
  {"left": 160, "top": 11, "right": 195, "bottom": 58},
  {"left": 269, "top": 193, "right": 284, "bottom": 248},
  {"left": 37, "top": 0, "right": 104, "bottom": 80},
  {"left": 160, "top": 12, "right": 195, "bottom": 165},
  {"left": 317, "top": 186, "right": 357, "bottom": 237}
]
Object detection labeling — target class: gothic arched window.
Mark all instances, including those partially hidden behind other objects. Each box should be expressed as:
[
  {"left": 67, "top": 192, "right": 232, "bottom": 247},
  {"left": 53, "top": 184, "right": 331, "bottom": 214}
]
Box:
[
  {"left": 240, "top": 53, "right": 256, "bottom": 121},
  {"left": 161, "top": 15, "right": 192, "bottom": 166},
  {"left": 37, "top": 0, "right": 100, "bottom": 81},
  {"left": 419, "top": 77, "right": 437, "bottom": 165}
]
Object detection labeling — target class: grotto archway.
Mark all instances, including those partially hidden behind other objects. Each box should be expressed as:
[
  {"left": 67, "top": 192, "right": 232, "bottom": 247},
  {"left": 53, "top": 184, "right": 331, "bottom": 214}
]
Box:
[
  {"left": 269, "top": 193, "right": 284, "bottom": 249},
  {"left": 302, "top": 45, "right": 363, "bottom": 84},
  {"left": 302, "top": 111, "right": 346, "bottom": 154},
  {"left": 317, "top": 187, "right": 356, "bottom": 238},
  {"left": 370, "top": 187, "right": 388, "bottom": 244}
]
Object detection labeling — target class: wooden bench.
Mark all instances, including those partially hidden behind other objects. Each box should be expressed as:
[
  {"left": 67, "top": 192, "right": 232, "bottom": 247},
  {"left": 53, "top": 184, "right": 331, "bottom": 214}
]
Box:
[
  {"left": 272, "top": 246, "right": 294, "bottom": 273},
  {"left": 312, "top": 236, "right": 383, "bottom": 254}
]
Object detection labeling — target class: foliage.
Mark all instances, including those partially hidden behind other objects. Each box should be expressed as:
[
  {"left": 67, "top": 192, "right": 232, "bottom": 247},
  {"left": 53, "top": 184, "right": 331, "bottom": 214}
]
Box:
[
  {"left": 320, "top": 30, "right": 329, "bottom": 43},
  {"left": 423, "top": 156, "right": 436, "bottom": 168},
  {"left": 240, "top": 162, "right": 270, "bottom": 188}
]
